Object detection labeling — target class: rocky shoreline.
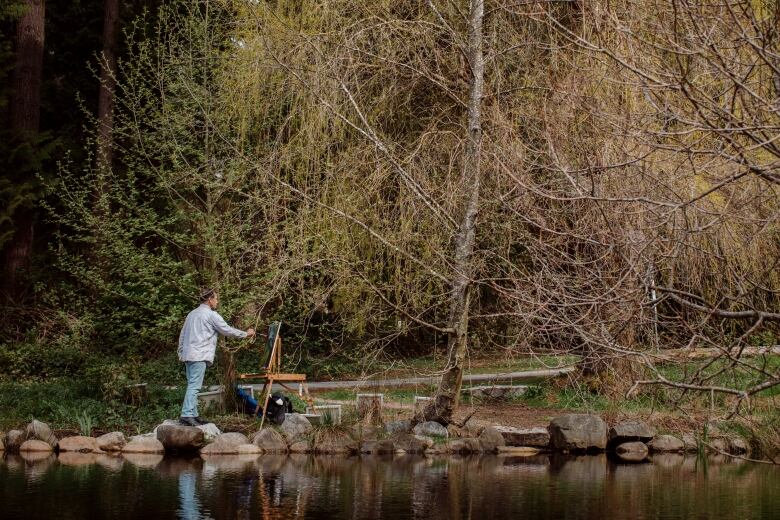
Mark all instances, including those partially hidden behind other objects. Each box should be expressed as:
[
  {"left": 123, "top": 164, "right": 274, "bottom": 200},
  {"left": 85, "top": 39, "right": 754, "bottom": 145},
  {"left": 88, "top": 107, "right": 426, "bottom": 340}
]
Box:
[{"left": 0, "top": 414, "right": 751, "bottom": 463}]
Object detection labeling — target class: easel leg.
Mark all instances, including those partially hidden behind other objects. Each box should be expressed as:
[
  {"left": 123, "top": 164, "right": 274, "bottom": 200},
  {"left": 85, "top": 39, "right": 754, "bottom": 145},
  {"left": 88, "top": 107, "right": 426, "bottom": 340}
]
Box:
[
  {"left": 254, "top": 382, "right": 268, "bottom": 416},
  {"left": 259, "top": 377, "right": 274, "bottom": 428}
]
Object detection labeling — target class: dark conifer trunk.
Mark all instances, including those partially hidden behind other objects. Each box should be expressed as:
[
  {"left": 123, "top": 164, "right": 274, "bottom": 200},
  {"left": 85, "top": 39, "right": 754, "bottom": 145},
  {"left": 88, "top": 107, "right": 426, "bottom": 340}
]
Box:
[{"left": 3, "top": 0, "right": 45, "bottom": 296}]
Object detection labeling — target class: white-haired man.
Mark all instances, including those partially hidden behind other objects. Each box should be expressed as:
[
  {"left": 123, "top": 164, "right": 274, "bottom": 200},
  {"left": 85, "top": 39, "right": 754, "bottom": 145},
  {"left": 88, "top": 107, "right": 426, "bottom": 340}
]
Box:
[{"left": 178, "top": 288, "right": 255, "bottom": 426}]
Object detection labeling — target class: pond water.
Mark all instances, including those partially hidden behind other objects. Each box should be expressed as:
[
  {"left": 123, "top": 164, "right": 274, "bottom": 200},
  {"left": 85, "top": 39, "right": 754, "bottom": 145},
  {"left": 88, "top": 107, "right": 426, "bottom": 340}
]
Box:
[{"left": 0, "top": 452, "right": 778, "bottom": 519}]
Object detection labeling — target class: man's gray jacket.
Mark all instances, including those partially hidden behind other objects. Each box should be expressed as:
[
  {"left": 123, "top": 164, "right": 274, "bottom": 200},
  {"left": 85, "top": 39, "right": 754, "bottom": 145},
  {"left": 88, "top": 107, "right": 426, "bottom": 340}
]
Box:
[{"left": 178, "top": 304, "right": 247, "bottom": 364}]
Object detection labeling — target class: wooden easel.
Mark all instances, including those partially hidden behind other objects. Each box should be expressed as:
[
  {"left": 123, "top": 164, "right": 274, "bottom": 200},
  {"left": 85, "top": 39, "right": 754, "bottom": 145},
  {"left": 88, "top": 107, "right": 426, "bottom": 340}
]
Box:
[{"left": 238, "top": 321, "right": 315, "bottom": 427}]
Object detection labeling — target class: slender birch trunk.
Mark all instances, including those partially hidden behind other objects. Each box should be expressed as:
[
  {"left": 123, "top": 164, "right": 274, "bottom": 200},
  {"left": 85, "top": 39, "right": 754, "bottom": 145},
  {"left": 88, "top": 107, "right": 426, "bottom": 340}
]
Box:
[{"left": 419, "top": 0, "right": 484, "bottom": 425}]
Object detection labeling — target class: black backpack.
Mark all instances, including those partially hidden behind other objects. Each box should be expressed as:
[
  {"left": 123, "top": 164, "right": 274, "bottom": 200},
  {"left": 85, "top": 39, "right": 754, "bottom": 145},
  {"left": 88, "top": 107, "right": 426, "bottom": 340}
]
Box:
[{"left": 264, "top": 392, "right": 293, "bottom": 424}]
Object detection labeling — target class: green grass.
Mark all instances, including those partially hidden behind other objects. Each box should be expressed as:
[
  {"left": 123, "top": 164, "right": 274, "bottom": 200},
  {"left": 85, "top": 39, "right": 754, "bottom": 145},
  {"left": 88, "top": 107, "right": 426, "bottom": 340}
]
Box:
[{"left": 0, "top": 378, "right": 186, "bottom": 434}]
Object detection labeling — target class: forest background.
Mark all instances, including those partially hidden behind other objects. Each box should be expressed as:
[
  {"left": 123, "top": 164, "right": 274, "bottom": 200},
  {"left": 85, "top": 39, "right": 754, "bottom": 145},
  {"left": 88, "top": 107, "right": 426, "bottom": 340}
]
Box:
[{"left": 0, "top": 0, "right": 778, "bottom": 445}]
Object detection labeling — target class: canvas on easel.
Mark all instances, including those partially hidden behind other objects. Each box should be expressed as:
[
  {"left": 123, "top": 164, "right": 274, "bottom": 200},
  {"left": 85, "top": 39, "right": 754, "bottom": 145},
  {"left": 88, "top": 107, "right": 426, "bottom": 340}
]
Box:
[{"left": 238, "top": 321, "right": 315, "bottom": 427}]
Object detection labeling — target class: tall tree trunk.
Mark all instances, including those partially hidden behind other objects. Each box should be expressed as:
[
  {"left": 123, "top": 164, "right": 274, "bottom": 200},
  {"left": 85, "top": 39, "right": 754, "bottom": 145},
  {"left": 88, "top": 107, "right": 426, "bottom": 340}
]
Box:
[
  {"left": 419, "top": 0, "right": 484, "bottom": 425},
  {"left": 3, "top": 0, "right": 45, "bottom": 297},
  {"left": 96, "top": 0, "right": 119, "bottom": 174}
]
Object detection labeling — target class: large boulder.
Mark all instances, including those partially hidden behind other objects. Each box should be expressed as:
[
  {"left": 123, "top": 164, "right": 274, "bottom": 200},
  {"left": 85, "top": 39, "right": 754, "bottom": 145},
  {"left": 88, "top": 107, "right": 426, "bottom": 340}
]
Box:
[
  {"left": 213, "top": 432, "right": 249, "bottom": 447},
  {"left": 708, "top": 438, "right": 729, "bottom": 454},
  {"left": 615, "top": 442, "right": 648, "bottom": 462},
  {"left": 59, "top": 452, "right": 99, "bottom": 466},
  {"left": 156, "top": 425, "right": 205, "bottom": 451},
  {"left": 123, "top": 453, "right": 164, "bottom": 468},
  {"left": 448, "top": 438, "right": 482, "bottom": 454},
  {"left": 413, "top": 421, "right": 448, "bottom": 439},
  {"left": 20, "top": 439, "right": 54, "bottom": 453},
  {"left": 390, "top": 433, "right": 434, "bottom": 454},
  {"left": 648, "top": 435, "right": 684, "bottom": 453},
  {"left": 728, "top": 436, "right": 750, "bottom": 455},
  {"left": 385, "top": 420, "right": 412, "bottom": 435},
  {"left": 681, "top": 433, "right": 698, "bottom": 452},
  {"left": 5, "top": 429, "right": 25, "bottom": 451},
  {"left": 58, "top": 436, "right": 100, "bottom": 453},
  {"left": 478, "top": 426, "right": 506, "bottom": 453},
  {"left": 122, "top": 437, "right": 165, "bottom": 454},
  {"left": 548, "top": 414, "right": 608, "bottom": 452},
  {"left": 252, "top": 428, "right": 288, "bottom": 453},
  {"left": 360, "top": 439, "right": 395, "bottom": 454},
  {"left": 97, "top": 432, "right": 127, "bottom": 452},
  {"left": 25, "top": 420, "right": 58, "bottom": 449},
  {"left": 236, "top": 444, "right": 262, "bottom": 454},
  {"left": 200, "top": 432, "right": 250, "bottom": 455},
  {"left": 313, "top": 429, "right": 358, "bottom": 454},
  {"left": 494, "top": 426, "right": 550, "bottom": 447},
  {"left": 153, "top": 419, "right": 221, "bottom": 441},
  {"left": 289, "top": 440, "right": 312, "bottom": 454},
  {"left": 280, "top": 414, "right": 312, "bottom": 442},
  {"left": 608, "top": 421, "right": 655, "bottom": 446}
]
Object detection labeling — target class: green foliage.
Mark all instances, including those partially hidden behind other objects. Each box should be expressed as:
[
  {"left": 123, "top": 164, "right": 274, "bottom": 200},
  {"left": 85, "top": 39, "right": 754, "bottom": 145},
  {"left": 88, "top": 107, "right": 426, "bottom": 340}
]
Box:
[{"left": 76, "top": 409, "right": 96, "bottom": 436}]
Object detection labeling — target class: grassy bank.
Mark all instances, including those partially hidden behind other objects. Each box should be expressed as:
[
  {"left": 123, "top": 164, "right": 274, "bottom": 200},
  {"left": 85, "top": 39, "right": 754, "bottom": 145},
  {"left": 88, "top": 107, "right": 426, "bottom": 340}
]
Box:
[{"left": 1, "top": 353, "right": 777, "bottom": 460}]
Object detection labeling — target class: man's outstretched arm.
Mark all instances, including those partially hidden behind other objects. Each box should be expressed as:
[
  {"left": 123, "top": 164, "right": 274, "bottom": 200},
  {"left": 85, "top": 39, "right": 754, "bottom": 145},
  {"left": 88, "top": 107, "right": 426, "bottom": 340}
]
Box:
[{"left": 210, "top": 311, "right": 255, "bottom": 339}]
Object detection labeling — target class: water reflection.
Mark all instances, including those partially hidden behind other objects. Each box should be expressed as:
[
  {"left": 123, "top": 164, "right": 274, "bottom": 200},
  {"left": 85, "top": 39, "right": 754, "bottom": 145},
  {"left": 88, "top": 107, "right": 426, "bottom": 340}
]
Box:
[{"left": 0, "top": 451, "right": 777, "bottom": 519}]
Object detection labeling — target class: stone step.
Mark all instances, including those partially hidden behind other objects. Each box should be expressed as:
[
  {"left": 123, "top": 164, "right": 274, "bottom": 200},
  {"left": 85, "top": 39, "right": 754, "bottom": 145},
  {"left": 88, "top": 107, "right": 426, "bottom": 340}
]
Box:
[{"left": 493, "top": 426, "right": 550, "bottom": 447}]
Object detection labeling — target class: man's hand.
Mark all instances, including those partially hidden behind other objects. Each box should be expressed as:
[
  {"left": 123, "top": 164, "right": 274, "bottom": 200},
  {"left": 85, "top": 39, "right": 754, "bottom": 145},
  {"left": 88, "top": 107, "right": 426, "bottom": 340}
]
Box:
[{"left": 245, "top": 328, "right": 256, "bottom": 338}]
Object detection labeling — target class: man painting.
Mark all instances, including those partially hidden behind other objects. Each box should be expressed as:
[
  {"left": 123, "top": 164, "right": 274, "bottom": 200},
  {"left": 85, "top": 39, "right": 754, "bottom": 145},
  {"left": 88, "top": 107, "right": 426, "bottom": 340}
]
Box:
[{"left": 178, "top": 288, "right": 255, "bottom": 426}]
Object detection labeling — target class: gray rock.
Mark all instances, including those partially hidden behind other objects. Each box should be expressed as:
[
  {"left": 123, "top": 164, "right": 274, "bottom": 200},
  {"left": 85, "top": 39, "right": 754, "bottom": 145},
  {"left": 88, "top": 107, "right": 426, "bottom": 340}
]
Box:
[
  {"left": 728, "top": 436, "right": 750, "bottom": 455},
  {"left": 153, "top": 419, "right": 221, "bottom": 441},
  {"left": 647, "top": 435, "right": 684, "bottom": 453},
  {"left": 708, "top": 438, "right": 728, "bottom": 454},
  {"left": 313, "top": 430, "right": 357, "bottom": 454},
  {"left": 385, "top": 420, "right": 412, "bottom": 435},
  {"left": 59, "top": 452, "right": 99, "bottom": 466},
  {"left": 390, "top": 433, "right": 434, "bottom": 454},
  {"left": 236, "top": 444, "right": 262, "bottom": 454},
  {"left": 281, "top": 414, "right": 312, "bottom": 442},
  {"left": 200, "top": 433, "right": 250, "bottom": 454},
  {"left": 361, "top": 439, "right": 395, "bottom": 454},
  {"left": 195, "top": 422, "right": 222, "bottom": 441},
  {"left": 413, "top": 421, "right": 449, "bottom": 438},
  {"left": 6, "top": 429, "right": 26, "bottom": 450},
  {"left": 548, "top": 414, "right": 608, "bottom": 451},
  {"left": 58, "top": 436, "right": 100, "bottom": 453},
  {"left": 122, "top": 437, "right": 165, "bottom": 454},
  {"left": 494, "top": 426, "right": 550, "bottom": 447},
  {"left": 448, "top": 438, "right": 482, "bottom": 454},
  {"left": 615, "top": 442, "right": 648, "bottom": 462},
  {"left": 211, "top": 432, "right": 249, "bottom": 448},
  {"left": 25, "top": 420, "right": 58, "bottom": 448},
  {"left": 289, "top": 440, "right": 312, "bottom": 453},
  {"left": 681, "top": 433, "right": 698, "bottom": 452},
  {"left": 123, "top": 453, "right": 164, "bottom": 468},
  {"left": 156, "top": 425, "right": 205, "bottom": 451},
  {"left": 478, "top": 426, "right": 506, "bottom": 453},
  {"left": 19, "top": 439, "right": 54, "bottom": 453},
  {"left": 425, "top": 444, "right": 447, "bottom": 455},
  {"left": 608, "top": 421, "right": 655, "bottom": 445},
  {"left": 97, "top": 432, "right": 127, "bottom": 452},
  {"left": 252, "top": 428, "right": 288, "bottom": 453}
]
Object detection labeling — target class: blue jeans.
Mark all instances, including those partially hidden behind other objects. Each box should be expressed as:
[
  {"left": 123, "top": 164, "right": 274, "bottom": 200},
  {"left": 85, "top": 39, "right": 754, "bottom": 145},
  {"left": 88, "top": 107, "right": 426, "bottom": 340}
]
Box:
[{"left": 181, "top": 361, "right": 207, "bottom": 418}]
